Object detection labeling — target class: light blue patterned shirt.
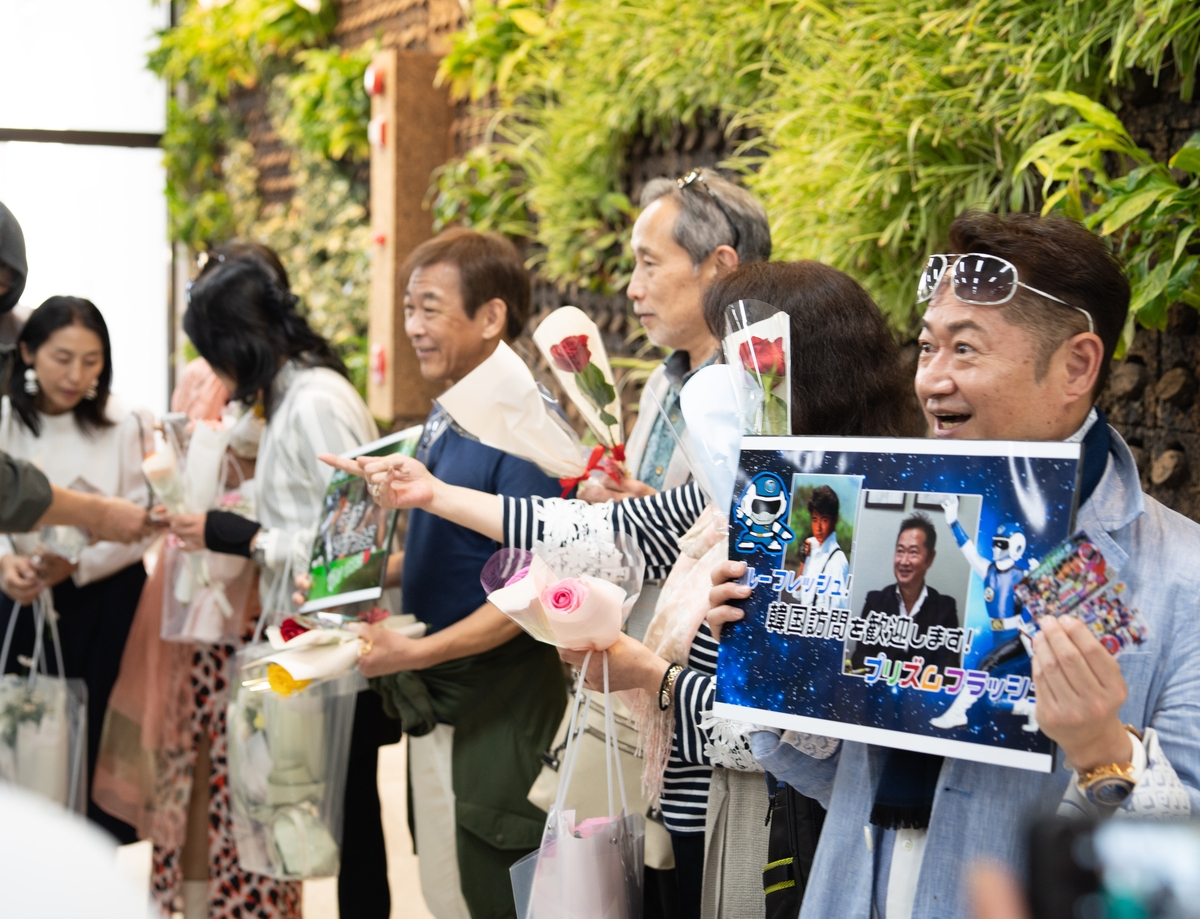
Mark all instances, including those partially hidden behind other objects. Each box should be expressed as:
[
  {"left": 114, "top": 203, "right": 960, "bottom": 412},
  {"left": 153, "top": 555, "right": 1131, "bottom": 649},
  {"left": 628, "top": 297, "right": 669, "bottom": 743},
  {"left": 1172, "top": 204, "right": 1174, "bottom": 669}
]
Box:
[{"left": 752, "top": 428, "right": 1200, "bottom": 919}]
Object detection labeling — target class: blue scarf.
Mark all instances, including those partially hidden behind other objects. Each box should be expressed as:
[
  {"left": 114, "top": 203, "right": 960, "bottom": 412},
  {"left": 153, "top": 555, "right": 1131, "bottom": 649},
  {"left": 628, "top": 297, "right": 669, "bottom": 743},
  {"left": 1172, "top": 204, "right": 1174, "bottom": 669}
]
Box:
[{"left": 870, "top": 412, "right": 1112, "bottom": 829}]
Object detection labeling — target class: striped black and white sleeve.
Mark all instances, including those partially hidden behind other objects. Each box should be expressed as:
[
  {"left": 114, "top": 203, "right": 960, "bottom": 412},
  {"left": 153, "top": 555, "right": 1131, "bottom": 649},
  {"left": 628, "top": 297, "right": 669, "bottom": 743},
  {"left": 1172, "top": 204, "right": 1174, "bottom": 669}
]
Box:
[
  {"left": 672, "top": 627, "right": 720, "bottom": 767},
  {"left": 500, "top": 481, "right": 707, "bottom": 579}
]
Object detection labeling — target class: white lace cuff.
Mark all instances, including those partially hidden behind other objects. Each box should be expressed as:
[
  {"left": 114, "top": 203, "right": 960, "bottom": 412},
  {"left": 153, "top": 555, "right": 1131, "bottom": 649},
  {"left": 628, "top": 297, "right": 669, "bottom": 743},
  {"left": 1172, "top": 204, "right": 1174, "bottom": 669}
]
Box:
[
  {"left": 779, "top": 730, "right": 841, "bottom": 761},
  {"left": 700, "top": 713, "right": 763, "bottom": 772},
  {"left": 1058, "top": 727, "right": 1190, "bottom": 820}
]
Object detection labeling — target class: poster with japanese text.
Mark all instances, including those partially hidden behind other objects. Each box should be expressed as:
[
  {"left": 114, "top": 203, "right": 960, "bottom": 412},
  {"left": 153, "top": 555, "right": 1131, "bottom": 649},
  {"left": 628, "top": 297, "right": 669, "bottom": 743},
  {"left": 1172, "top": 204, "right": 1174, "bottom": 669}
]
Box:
[{"left": 712, "top": 436, "right": 1082, "bottom": 772}]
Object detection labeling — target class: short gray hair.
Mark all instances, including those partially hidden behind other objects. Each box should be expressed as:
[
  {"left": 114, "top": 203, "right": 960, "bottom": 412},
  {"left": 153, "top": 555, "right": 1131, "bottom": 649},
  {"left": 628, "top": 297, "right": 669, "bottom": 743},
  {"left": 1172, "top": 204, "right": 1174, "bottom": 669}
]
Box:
[{"left": 640, "top": 171, "right": 771, "bottom": 267}]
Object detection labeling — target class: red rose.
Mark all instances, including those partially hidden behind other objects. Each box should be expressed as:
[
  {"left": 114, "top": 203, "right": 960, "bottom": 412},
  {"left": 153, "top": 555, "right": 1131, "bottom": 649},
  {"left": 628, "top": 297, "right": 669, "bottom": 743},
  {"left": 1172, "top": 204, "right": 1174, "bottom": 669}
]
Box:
[
  {"left": 738, "top": 336, "right": 787, "bottom": 377},
  {"left": 279, "top": 617, "right": 310, "bottom": 642},
  {"left": 549, "top": 334, "right": 592, "bottom": 374}
]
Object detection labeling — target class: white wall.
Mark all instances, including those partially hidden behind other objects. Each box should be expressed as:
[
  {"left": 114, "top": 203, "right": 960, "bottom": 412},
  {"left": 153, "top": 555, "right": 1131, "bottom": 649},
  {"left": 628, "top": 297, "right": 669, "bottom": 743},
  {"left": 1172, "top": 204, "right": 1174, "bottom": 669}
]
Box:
[
  {"left": 0, "top": 144, "right": 169, "bottom": 413},
  {"left": 0, "top": 0, "right": 170, "bottom": 412},
  {"left": 0, "top": 0, "right": 167, "bottom": 133}
]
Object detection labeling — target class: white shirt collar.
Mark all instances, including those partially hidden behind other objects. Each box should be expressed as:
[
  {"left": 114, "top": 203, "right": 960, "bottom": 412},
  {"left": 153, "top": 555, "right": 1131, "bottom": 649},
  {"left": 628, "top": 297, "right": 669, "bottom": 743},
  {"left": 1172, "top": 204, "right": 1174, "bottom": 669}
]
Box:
[
  {"left": 895, "top": 583, "right": 928, "bottom": 619},
  {"left": 809, "top": 531, "right": 839, "bottom": 563},
  {"left": 1065, "top": 406, "right": 1099, "bottom": 444}
]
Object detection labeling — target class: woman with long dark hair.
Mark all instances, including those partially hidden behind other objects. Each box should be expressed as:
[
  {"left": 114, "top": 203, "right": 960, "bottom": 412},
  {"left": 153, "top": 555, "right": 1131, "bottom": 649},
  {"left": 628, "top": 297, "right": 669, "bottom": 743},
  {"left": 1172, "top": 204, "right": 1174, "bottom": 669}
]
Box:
[
  {"left": 0, "top": 295, "right": 153, "bottom": 843},
  {"left": 164, "top": 246, "right": 399, "bottom": 919}
]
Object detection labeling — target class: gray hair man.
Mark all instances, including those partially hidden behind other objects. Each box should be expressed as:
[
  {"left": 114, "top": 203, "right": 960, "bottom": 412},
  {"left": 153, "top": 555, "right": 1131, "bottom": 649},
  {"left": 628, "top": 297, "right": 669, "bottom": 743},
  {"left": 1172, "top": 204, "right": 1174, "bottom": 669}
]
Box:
[{"left": 580, "top": 170, "right": 771, "bottom": 502}]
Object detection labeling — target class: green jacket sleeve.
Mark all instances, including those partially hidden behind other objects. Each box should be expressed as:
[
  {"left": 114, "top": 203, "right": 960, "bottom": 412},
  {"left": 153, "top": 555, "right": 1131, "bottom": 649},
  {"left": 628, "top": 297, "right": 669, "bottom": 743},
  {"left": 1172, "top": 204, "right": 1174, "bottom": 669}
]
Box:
[{"left": 0, "top": 450, "right": 52, "bottom": 532}]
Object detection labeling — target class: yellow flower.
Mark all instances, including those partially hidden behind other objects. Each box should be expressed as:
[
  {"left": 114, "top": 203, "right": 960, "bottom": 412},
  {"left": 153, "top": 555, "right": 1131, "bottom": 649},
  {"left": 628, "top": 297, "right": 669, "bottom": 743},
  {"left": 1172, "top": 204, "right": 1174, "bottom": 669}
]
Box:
[{"left": 267, "top": 663, "right": 311, "bottom": 697}]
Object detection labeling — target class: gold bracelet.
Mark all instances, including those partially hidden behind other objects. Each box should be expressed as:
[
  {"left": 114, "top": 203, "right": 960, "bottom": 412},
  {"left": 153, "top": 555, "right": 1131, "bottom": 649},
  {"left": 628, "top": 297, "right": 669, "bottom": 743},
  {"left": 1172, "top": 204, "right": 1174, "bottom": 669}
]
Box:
[{"left": 658, "top": 663, "right": 684, "bottom": 711}]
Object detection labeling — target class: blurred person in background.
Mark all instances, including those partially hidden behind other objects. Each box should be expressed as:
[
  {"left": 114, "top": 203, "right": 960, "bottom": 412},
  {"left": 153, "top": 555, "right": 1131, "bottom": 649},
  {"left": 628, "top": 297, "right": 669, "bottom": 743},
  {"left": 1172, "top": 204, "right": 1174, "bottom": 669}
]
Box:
[
  {"left": 0, "top": 200, "right": 29, "bottom": 392},
  {"left": 0, "top": 296, "right": 154, "bottom": 843},
  {"left": 162, "top": 244, "right": 398, "bottom": 919}
]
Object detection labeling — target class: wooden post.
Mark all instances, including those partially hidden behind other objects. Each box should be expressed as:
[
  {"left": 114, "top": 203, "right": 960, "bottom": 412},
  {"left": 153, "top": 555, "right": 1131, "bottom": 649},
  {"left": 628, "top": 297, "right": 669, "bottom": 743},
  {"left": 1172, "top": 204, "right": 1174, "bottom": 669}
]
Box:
[{"left": 366, "top": 48, "right": 455, "bottom": 429}]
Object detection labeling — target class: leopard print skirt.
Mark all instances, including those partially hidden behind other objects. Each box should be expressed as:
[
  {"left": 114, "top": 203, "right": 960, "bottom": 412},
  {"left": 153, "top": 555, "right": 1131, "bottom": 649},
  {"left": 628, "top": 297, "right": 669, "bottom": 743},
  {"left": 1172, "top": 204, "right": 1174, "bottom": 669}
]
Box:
[{"left": 151, "top": 642, "right": 301, "bottom": 919}]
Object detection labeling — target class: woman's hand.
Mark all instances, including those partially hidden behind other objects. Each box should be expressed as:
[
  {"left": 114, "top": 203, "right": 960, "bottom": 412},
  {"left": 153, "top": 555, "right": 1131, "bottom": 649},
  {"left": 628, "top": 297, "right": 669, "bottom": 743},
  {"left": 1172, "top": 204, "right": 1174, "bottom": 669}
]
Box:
[
  {"left": 292, "top": 572, "right": 312, "bottom": 609},
  {"left": 558, "top": 633, "right": 670, "bottom": 694},
  {"left": 707, "top": 559, "right": 751, "bottom": 641},
  {"left": 35, "top": 553, "right": 77, "bottom": 589},
  {"left": 319, "top": 453, "right": 437, "bottom": 511},
  {"left": 0, "top": 555, "right": 45, "bottom": 605},
  {"left": 167, "top": 512, "right": 207, "bottom": 552}
]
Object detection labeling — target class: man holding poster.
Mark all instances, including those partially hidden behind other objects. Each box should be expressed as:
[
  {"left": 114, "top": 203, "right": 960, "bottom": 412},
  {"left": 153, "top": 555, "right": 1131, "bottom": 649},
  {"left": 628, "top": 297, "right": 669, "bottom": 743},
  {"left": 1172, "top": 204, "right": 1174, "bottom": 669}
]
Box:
[{"left": 731, "top": 211, "right": 1200, "bottom": 919}]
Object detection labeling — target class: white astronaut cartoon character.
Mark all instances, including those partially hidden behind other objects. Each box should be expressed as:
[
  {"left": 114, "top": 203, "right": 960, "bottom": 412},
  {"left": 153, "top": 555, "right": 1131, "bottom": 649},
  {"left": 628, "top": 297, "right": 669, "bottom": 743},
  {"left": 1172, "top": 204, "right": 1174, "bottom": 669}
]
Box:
[
  {"left": 929, "top": 495, "right": 1039, "bottom": 731},
  {"left": 734, "top": 472, "right": 795, "bottom": 555}
]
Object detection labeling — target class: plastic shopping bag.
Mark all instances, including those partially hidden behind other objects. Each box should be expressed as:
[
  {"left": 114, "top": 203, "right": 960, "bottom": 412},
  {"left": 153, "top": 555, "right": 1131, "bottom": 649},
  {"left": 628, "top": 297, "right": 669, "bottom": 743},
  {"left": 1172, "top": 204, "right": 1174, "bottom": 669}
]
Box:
[
  {"left": 0, "top": 593, "right": 88, "bottom": 813},
  {"left": 227, "top": 642, "right": 363, "bottom": 879},
  {"left": 512, "top": 652, "right": 645, "bottom": 919},
  {"left": 160, "top": 541, "right": 252, "bottom": 643}
]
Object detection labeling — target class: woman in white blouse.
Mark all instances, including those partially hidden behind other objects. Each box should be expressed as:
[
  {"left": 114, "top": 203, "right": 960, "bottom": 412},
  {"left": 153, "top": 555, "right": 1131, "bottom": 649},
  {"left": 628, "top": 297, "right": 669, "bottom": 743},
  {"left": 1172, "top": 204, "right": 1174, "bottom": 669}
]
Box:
[{"left": 0, "top": 296, "right": 152, "bottom": 842}]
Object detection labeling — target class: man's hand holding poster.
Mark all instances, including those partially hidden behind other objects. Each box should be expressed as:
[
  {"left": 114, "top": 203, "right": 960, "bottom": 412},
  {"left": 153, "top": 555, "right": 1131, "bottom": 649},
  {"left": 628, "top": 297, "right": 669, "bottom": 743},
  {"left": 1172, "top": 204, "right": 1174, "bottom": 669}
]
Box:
[{"left": 714, "top": 435, "right": 1083, "bottom": 772}]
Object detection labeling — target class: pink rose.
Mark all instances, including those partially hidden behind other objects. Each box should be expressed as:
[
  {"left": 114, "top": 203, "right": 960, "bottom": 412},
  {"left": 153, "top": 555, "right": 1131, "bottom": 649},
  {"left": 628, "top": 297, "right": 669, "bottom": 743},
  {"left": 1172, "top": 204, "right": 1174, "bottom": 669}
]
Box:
[
  {"left": 504, "top": 566, "right": 531, "bottom": 587},
  {"left": 540, "top": 578, "right": 590, "bottom": 614}
]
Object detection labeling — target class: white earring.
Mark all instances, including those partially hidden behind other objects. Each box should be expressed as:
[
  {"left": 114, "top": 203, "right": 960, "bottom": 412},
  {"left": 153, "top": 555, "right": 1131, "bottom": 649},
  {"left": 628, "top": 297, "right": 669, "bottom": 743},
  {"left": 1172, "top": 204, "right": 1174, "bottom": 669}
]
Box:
[
  {"left": 23, "top": 368, "right": 37, "bottom": 395},
  {"left": 85, "top": 381, "right": 98, "bottom": 400}
]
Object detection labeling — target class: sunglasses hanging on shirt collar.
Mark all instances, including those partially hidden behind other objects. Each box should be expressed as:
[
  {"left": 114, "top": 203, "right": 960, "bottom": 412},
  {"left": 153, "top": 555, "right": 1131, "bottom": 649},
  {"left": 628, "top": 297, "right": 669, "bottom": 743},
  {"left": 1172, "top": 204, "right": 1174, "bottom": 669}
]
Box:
[{"left": 917, "top": 252, "right": 1095, "bottom": 334}]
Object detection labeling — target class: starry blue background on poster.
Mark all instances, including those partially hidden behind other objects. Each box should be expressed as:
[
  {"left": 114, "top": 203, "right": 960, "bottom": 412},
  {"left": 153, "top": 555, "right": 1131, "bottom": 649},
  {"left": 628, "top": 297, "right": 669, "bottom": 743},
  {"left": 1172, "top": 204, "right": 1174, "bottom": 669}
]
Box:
[{"left": 714, "top": 438, "right": 1081, "bottom": 762}]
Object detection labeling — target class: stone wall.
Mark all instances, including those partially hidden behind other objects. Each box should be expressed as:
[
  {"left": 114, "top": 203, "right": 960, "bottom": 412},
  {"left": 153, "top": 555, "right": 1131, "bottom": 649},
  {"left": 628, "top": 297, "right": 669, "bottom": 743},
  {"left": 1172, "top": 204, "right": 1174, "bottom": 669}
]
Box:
[{"left": 1099, "top": 67, "right": 1200, "bottom": 521}]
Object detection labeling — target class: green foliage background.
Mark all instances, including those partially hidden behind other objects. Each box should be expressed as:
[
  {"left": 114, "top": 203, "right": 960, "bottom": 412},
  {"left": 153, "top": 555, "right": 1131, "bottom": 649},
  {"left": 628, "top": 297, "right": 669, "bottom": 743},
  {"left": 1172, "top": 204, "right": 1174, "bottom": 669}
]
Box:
[
  {"left": 433, "top": 0, "right": 1200, "bottom": 333},
  {"left": 155, "top": 0, "right": 1200, "bottom": 368},
  {"left": 151, "top": 0, "right": 373, "bottom": 390}
]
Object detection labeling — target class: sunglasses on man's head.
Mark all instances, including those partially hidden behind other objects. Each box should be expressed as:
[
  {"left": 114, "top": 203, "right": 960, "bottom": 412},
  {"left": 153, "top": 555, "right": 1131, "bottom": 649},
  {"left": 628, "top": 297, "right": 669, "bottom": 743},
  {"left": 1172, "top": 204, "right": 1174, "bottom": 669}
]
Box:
[
  {"left": 917, "top": 252, "right": 1095, "bottom": 334},
  {"left": 678, "top": 169, "right": 741, "bottom": 252}
]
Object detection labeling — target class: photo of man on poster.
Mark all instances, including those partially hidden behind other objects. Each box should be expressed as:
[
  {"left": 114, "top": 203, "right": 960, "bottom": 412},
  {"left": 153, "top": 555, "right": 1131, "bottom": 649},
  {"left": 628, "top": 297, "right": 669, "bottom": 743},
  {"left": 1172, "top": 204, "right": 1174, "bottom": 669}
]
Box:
[{"left": 847, "top": 512, "right": 961, "bottom": 675}]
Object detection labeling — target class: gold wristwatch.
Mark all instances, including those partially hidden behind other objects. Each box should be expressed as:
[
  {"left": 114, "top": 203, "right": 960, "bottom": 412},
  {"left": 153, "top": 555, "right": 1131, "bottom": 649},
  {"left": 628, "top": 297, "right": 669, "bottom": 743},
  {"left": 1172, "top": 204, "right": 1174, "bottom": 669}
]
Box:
[{"left": 1077, "top": 725, "right": 1143, "bottom": 807}]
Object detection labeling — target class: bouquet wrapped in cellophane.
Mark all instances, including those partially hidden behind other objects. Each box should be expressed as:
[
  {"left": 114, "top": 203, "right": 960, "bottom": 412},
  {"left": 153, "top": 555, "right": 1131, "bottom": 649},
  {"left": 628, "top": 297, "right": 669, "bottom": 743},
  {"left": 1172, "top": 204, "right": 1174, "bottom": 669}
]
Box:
[
  {"left": 143, "top": 425, "right": 244, "bottom": 640},
  {"left": 482, "top": 532, "right": 645, "bottom": 652},
  {"left": 722, "top": 298, "right": 791, "bottom": 436},
  {"left": 227, "top": 640, "right": 364, "bottom": 880},
  {"left": 533, "top": 307, "right": 628, "bottom": 487}
]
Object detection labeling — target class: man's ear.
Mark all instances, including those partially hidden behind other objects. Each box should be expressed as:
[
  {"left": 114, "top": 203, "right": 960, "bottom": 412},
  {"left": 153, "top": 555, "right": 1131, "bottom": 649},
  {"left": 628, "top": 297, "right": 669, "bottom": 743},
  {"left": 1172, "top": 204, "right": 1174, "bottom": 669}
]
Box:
[
  {"left": 927, "top": 549, "right": 936, "bottom": 567},
  {"left": 477, "top": 297, "right": 509, "bottom": 342},
  {"left": 709, "top": 244, "right": 739, "bottom": 279},
  {"left": 1062, "top": 332, "right": 1104, "bottom": 402}
]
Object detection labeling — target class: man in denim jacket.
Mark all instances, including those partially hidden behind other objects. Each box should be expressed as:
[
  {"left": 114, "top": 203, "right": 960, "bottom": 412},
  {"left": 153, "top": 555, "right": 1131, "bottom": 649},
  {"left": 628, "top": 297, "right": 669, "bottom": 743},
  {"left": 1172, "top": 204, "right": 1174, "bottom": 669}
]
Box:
[{"left": 746, "top": 211, "right": 1197, "bottom": 919}]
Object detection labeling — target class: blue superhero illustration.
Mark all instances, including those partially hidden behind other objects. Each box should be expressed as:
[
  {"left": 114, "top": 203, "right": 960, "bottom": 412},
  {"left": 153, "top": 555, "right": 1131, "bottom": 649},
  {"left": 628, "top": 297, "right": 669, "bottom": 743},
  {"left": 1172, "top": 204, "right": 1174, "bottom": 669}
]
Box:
[
  {"left": 930, "top": 495, "right": 1039, "bottom": 731},
  {"left": 734, "top": 472, "right": 795, "bottom": 555}
]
